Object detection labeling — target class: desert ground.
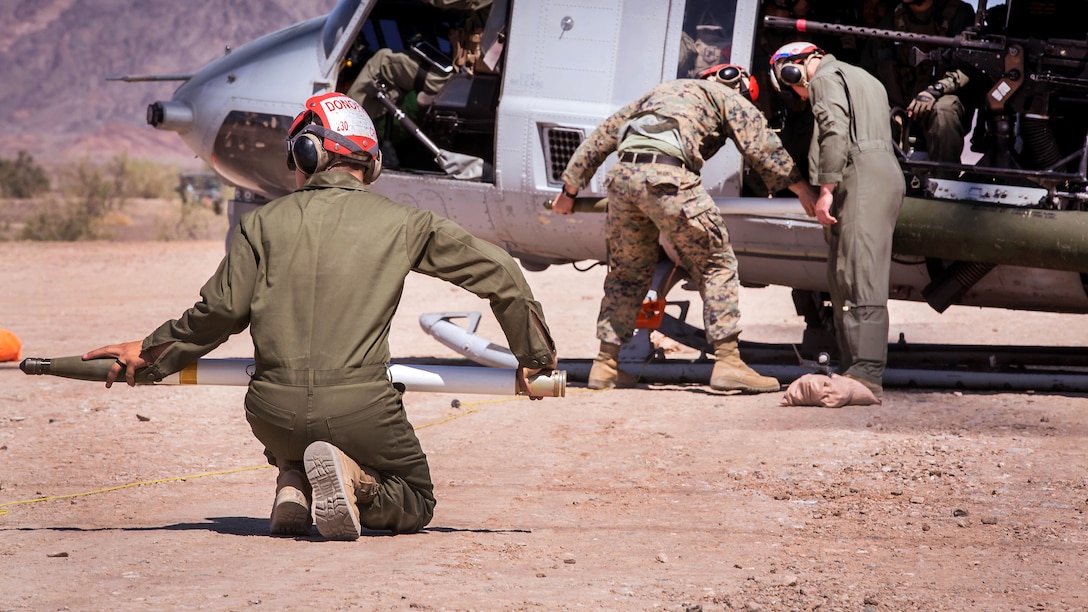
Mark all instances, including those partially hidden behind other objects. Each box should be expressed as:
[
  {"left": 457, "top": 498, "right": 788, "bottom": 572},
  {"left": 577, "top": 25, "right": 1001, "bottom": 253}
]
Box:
[{"left": 1, "top": 200, "right": 1087, "bottom": 611}]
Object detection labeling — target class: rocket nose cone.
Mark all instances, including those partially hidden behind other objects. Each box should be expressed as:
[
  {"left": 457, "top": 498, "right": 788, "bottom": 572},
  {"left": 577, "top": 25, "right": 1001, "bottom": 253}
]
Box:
[{"left": 19, "top": 357, "right": 45, "bottom": 375}]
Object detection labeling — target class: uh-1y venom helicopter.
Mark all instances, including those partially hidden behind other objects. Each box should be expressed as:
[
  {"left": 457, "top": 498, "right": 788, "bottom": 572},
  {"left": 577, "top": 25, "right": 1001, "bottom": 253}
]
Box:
[{"left": 112, "top": 0, "right": 1088, "bottom": 389}]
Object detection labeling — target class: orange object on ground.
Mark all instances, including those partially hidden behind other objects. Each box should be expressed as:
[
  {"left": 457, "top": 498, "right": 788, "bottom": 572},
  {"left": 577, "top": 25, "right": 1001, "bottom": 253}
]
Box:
[
  {"left": 635, "top": 298, "right": 667, "bottom": 329},
  {"left": 0, "top": 329, "right": 21, "bottom": 362}
]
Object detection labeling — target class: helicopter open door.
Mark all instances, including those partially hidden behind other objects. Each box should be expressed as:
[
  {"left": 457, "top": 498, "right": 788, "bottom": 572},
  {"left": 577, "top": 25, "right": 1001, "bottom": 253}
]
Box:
[
  {"left": 329, "top": 0, "right": 508, "bottom": 180},
  {"left": 321, "top": 0, "right": 375, "bottom": 80}
]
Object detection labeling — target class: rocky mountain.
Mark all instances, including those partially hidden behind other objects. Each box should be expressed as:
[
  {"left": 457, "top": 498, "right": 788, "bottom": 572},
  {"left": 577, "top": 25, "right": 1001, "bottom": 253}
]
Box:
[{"left": 0, "top": 0, "right": 338, "bottom": 169}]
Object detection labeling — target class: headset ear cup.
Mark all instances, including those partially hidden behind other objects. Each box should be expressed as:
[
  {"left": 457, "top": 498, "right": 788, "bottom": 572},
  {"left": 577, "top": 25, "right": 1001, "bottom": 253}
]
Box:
[
  {"left": 291, "top": 133, "right": 328, "bottom": 175},
  {"left": 780, "top": 64, "right": 802, "bottom": 87},
  {"left": 363, "top": 149, "right": 382, "bottom": 184},
  {"left": 747, "top": 75, "right": 759, "bottom": 102}
]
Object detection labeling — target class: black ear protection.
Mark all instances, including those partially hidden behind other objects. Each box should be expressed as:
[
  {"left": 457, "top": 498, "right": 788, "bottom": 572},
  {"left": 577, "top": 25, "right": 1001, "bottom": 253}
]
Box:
[
  {"left": 714, "top": 65, "right": 743, "bottom": 86},
  {"left": 286, "top": 131, "right": 326, "bottom": 174},
  {"left": 713, "top": 65, "right": 760, "bottom": 102},
  {"left": 772, "top": 52, "right": 820, "bottom": 90},
  {"left": 286, "top": 123, "right": 382, "bottom": 183},
  {"left": 777, "top": 62, "right": 807, "bottom": 87}
]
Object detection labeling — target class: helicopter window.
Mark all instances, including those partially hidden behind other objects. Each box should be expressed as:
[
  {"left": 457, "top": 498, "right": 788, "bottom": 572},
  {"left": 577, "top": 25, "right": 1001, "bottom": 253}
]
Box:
[
  {"left": 358, "top": 19, "right": 381, "bottom": 50},
  {"left": 323, "top": 0, "right": 364, "bottom": 59},
  {"left": 676, "top": 0, "right": 737, "bottom": 79},
  {"left": 353, "top": 15, "right": 453, "bottom": 63},
  {"left": 213, "top": 111, "right": 296, "bottom": 200},
  {"left": 378, "top": 19, "right": 409, "bottom": 51}
]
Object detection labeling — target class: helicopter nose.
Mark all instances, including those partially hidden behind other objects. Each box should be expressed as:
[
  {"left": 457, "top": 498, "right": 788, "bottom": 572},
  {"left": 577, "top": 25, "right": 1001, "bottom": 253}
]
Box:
[{"left": 147, "top": 100, "right": 194, "bottom": 133}]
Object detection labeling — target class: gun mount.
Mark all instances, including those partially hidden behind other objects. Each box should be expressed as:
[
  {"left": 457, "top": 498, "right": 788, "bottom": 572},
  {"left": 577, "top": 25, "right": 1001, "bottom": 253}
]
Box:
[{"left": 763, "top": 11, "right": 1088, "bottom": 212}]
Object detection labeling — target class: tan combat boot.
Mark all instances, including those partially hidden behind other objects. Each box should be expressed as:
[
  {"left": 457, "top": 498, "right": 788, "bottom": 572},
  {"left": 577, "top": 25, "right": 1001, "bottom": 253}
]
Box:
[
  {"left": 269, "top": 459, "right": 312, "bottom": 536},
  {"left": 710, "top": 338, "right": 780, "bottom": 393},
  {"left": 587, "top": 341, "right": 638, "bottom": 390},
  {"left": 303, "top": 441, "right": 382, "bottom": 541}
]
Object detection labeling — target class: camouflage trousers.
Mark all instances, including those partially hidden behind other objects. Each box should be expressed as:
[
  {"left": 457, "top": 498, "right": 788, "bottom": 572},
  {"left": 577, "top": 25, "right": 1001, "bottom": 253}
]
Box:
[{"left": 597, "top": 160, "right": 741, "bottom": 346}]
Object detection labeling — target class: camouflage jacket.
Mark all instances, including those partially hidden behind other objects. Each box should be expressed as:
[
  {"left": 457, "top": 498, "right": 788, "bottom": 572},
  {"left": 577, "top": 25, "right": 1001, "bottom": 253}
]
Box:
[{"left": 561, "top": 79, "right": 803, "bottom": 193}]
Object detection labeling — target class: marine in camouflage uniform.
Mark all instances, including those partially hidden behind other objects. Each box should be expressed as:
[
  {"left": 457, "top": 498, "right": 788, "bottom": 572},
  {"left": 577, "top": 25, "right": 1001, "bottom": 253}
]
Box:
[{"left": 555, "top": 78, "right": 815, "bottom": 393}]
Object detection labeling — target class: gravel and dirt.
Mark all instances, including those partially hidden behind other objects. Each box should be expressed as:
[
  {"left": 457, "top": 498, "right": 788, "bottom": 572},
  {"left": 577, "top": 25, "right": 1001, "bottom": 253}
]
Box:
[{"left": 1, "top": 201, "right": 1087, "bottom": 611}]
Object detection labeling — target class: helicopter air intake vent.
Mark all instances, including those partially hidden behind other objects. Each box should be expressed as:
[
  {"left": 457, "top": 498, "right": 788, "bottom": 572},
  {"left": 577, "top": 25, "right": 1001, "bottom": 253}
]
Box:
[{"left": 540, "top": 126, "right": 584, "bottom": 186}]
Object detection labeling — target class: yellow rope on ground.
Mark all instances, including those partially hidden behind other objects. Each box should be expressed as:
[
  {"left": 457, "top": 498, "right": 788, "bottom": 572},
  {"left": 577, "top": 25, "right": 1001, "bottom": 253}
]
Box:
[
  {"left": 0, "top": 465, "right": 270, "bottom": 515},
  {"left": 416, "top": 404, "right": 479, "bottom": 429},
  {"left": 0, "top": 392, "right": 579, "bottom": 515}
]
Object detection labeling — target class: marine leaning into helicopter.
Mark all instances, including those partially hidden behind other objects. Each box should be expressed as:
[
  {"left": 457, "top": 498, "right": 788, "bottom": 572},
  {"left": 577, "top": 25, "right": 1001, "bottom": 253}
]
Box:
[{"left": 552, "top": 64, "right": 818, "bottom": 394}]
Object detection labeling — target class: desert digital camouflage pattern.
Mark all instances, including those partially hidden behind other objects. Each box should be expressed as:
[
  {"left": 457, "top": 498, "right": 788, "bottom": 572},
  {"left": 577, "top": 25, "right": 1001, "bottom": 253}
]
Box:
[
  {"left": 560, "top": 79, "right": 804, "bottom": 346},
  {"left": 561, "top": 79, "right": 802, "bottom": 193}
]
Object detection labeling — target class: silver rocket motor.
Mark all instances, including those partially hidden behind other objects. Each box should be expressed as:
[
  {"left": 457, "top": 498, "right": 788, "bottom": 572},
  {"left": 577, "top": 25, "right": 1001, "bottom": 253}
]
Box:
[{"left": 20, "top": 356, "right": 566, "bottom": 398}]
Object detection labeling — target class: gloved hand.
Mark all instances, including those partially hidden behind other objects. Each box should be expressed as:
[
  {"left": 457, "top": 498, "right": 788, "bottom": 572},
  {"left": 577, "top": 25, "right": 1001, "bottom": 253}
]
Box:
[{"left": 907, "top": 86, "right": 942, "bottom": 117}]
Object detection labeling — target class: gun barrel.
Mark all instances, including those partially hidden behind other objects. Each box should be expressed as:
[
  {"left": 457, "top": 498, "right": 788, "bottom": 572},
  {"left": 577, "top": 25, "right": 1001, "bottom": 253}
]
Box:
[
  {"left": 20, "top": 356, "right": 566, "bottom": 398},
  {"left": 763, "top": 16, "right": 959, "bottom": 49}
]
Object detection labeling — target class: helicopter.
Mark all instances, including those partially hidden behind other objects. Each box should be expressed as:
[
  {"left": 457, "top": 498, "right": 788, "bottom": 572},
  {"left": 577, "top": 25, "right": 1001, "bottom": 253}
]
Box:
[{"left": 112, "top": 0, "right": 1088, "bottom": 384}]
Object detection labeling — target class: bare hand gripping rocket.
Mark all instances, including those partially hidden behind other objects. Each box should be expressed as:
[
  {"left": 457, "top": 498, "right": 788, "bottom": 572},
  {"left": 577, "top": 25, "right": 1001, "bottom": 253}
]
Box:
[{"left": 20, "top": 356, "right": 566, "bottom": 398}]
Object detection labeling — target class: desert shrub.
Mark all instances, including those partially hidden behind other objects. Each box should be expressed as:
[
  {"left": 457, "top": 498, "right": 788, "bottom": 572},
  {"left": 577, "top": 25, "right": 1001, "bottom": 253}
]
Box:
[
  {"left": 19, "top": 198, "right": 106, "bottom": 241},
  {"left": 155, "top": 199, "right": 220, "bottom": 241},
  {"left": 0, "top": 151, "right": 50, "bottom": 198},
  {"left": 16, "top": 154, "right": 194, "bottom": 241},
  {"left": 61, "top": 158, "right": 127, "bottom": 220},
  {"left": 110, "top": 154, "right": 178, "bottom": 199},
  {"left": 19, "top": 155, "right": 130, "bottom": 241}
]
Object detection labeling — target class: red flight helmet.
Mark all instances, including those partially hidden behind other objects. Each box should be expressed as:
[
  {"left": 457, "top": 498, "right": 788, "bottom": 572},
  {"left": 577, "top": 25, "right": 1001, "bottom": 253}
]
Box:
[{"left": 286, "top": 92, "right": 382, "bottom": 182}]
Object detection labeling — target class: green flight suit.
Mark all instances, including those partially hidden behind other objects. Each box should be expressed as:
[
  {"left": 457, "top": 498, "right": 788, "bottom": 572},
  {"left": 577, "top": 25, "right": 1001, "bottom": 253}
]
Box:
[
  {"left": 139, "top": 171, "right": 555, "bottom": 534},
  {"left": 807, "top": 54, "right": 905, "bottom": 386},
  {"left": 347, "top": 48, "right": 452, "bottom": 123}
]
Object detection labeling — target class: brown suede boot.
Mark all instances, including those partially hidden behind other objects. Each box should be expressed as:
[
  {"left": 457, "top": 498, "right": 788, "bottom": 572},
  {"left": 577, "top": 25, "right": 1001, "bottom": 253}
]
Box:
[
  {"left": 269, "top": 460, "right": 312, "bottom": 536},
  {"left": 304, "top": 441, "right": 381, "bottom": 541},
  {"left": 710, "top": 338, "right": 780, "bottom": 393},
  {"left": 587, "top": 341, "right": 638, "bottom": 390}
]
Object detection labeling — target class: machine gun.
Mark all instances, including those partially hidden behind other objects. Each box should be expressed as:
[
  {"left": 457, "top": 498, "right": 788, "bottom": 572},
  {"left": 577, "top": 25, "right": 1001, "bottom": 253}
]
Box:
[{"left": 763, "top": 10, "right": 1088, "bottom": 210}]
